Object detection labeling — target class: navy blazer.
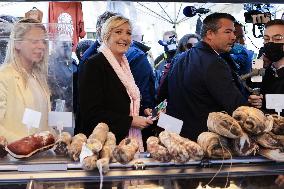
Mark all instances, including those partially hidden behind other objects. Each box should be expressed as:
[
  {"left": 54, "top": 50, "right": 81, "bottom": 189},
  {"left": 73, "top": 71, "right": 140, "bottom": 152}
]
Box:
[
  {"left": 78, "top": 52, "right": 133, "bottom": 143},
  {"left": 167, "top": 41, "right": 247, "bottom": 141}
]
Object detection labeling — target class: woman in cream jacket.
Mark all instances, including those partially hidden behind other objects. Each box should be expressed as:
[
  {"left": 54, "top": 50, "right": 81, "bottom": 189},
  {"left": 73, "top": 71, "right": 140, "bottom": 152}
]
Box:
[{"left": 0, "top": 18, "right": 51, "bottom": 143}]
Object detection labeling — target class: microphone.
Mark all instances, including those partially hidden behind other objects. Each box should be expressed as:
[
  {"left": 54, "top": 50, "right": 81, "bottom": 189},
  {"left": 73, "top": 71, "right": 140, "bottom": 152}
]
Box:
[
  {"left": 183, "top": 6, "right": 210, "bottom": 17},
  {"left": 239, "top": 68, "right": 266, "bottom": 81}
]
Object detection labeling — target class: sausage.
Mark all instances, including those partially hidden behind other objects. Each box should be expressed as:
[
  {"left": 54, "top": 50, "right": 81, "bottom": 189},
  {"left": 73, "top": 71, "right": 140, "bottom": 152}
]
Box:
[
  {"left": 53, "top": 132, "right": 72, "bottom": 156},
  {"left": 6, "top": 131, "right": 55, "bottom": 159},
  {"left": 113, "top": 138, "right": 138, "bottom": 164},
  {"left": 170, "top": 133, "right": 204, "bottom": 161},
  {"left": 146, "top": 136, "right": 171, "bottom": 162},
  {"left": 68, "top": 133, "right": 87, "bottom": 161},
  {"left": 100, "top": 132, "right": 116, "bottom": 161},
  {"left": 86, "top": 138, "right": 103, "bottom": 154},
  {"left": 83, "top": 132, "right": 116, "bottom": 172},
  {"left": 82, "top": 123, "right": 110, "bottom": 155},
  {"left": 159, "top": 131, "right": 189, "bottom": 163},
  {"left": 91, "top": 123, "right": 109, "bottom": 145},
  {"left": 82, "top": 155, "right": 98, "bottom": 170},
  {"left": 96, "top": 132, "right": 117, "bottom": 173}
]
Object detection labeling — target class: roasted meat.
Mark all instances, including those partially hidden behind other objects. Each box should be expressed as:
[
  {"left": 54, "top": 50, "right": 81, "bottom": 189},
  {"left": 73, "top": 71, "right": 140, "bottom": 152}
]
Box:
[
  {"left": 232, "top": 132, "right": 258, "bottom": 156},
  {"left": 197, "top": 132, "right": 232, "bottom": 159},
  {"left": 271, "top": 114, "right": 284, "bottom": 135},
  {"left": 232, "top": 106, "right": 273, "bottom": 135},
  {"left": 207, "top": 112, "right": 244, "bottom": 139}
]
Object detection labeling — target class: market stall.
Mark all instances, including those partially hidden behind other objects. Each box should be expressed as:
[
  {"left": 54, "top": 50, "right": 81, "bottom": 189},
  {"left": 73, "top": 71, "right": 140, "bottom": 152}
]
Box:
[{"left": 0, "top": 1, "right": 283, "bottom": 189}]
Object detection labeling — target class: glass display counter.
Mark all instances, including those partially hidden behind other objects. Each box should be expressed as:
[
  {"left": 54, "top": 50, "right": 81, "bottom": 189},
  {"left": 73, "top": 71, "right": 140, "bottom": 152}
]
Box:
[{"left": 1, "top": 151, "right": 284, "bottom": 189}]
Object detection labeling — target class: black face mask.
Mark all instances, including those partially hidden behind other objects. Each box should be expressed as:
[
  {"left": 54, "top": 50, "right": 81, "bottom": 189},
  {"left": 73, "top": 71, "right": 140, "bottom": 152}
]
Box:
[{"left": 263, "top": 42, "right": 284, "bottom": 62}]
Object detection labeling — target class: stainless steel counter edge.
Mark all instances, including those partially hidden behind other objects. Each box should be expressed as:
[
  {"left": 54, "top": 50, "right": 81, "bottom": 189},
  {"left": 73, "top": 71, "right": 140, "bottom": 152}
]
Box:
[{"left": 1, "top": 163, "right": 284, "bottom": 182}]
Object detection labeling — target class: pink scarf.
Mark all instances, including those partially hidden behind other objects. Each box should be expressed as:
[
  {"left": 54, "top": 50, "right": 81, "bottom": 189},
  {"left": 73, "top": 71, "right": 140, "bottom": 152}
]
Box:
[{"left": 99, "top": 43, "right": 144, "bottom": 152}]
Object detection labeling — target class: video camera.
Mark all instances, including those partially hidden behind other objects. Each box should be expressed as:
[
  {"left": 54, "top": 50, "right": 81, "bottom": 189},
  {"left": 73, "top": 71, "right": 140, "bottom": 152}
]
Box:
[
  {"left": 158, "top": 35, "right": 177, "bottom": 52},
  {"left": 244, "top": 4, "right": 274, "bottom": 38}
]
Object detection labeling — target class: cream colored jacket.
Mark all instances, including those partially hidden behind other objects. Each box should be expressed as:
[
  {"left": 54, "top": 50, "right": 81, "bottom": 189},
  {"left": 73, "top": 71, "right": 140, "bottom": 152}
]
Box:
[{"left": 0, "top": 64, "right": 51, "bottom": 143}]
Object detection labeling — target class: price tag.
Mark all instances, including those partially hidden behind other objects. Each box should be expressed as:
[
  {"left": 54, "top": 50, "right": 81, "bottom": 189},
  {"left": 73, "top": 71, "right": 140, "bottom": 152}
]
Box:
[
  {"left": 79, "top": 143, "right": 94, "bottom": 163},
  {"left": 22, "top": 108, "right": 41, "bottom": 129},
  {"left": 266, "top": 94, "right": 284, "bottom": 115},
  {"left": 48, "top": 111, "right": 72, "bottom": 128},
  {"left": 157, "top": 112, "right": 183, "bottom": 134}
]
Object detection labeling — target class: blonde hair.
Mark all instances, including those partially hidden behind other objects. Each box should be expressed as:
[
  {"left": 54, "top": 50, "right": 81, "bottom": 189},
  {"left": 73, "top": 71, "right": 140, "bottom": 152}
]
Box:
[
  {"left": 4, "top": 18, "right": 49, "bottom": 94},
  {"left": 100, "top": 15, "right": 132, "bottom": 43}
]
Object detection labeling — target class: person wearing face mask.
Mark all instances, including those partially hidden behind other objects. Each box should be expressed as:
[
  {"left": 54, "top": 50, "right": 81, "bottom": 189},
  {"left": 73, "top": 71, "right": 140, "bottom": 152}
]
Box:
[
  {"left": 260, "top": 19, "right": 284, "bottom": 116},
  {"left": 78, "top": 15, "right": 153, "bottom": 150},
  {"left": 263, "top": 20, "right": 284, "bottom": 188}
]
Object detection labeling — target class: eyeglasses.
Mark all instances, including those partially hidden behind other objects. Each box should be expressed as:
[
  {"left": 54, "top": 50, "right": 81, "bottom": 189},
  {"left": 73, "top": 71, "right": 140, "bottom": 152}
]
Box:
[
  {"left": 16, "top": 38, "right": 48, "bottom": 45},
  {"left": 263, "top": 34, "right": 284, "bottom": 43}
]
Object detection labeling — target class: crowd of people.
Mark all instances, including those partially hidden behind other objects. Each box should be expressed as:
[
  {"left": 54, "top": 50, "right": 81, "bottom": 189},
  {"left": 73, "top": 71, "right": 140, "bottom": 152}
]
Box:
[{"left": 0, "top": 8, "right": 283, "bottom": 186}]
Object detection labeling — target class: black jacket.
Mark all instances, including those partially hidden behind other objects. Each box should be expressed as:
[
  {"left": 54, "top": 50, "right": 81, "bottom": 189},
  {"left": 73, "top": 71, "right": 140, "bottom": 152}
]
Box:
[
  {"left": 167, "top": 41, "right": 247, "bottom": 141},
  {"left": 261, "top": 66, "right": 284, "bottom": 116},
  {"left": 78, "top": 52, "right": 133, "bottom": 143}
]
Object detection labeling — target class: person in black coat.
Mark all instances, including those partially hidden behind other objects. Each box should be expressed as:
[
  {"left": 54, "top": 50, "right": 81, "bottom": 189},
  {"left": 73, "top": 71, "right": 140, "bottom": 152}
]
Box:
[
  {"left": 260, "top": 19, "right": 284, "bottom": 116},
  {"left": 264, "top": 19, "right": 284, "bottom": 188},
  {"left": 167, "top": 13, "right": 262, "bottom": 141},
  {"left": 78, "top": 15, "right": 152, "bottom": 146}
]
